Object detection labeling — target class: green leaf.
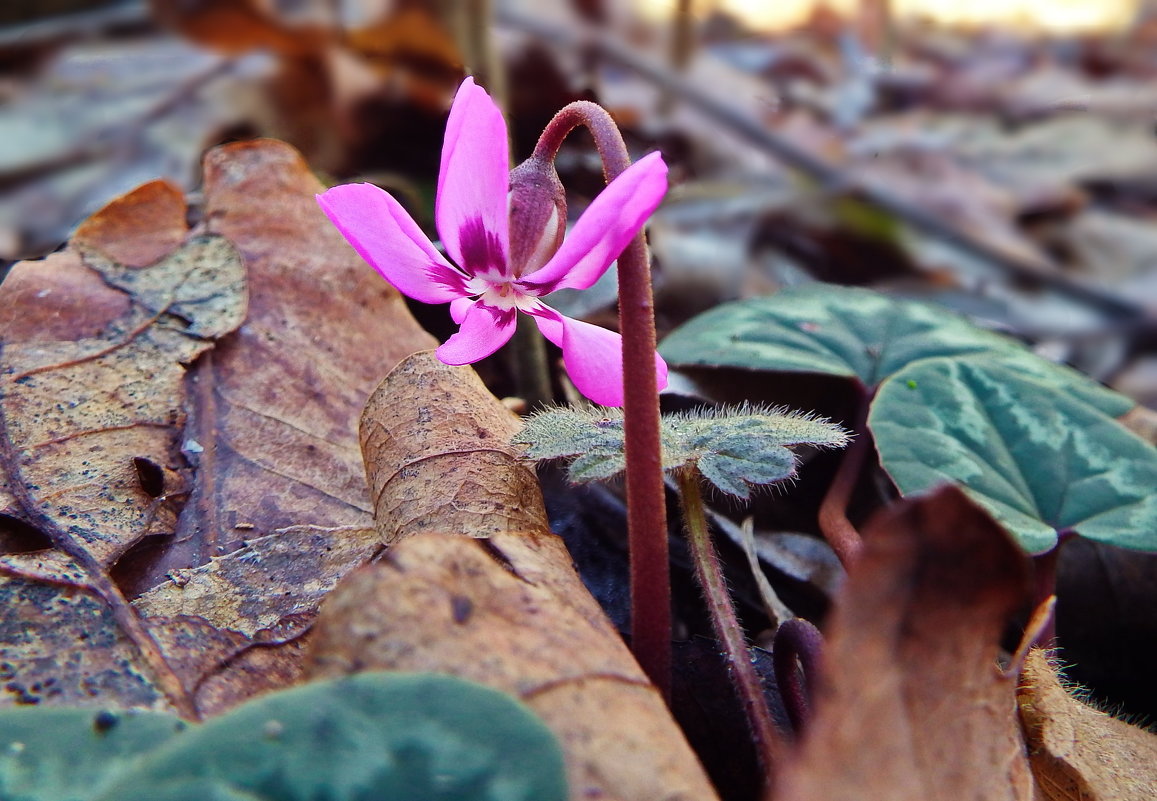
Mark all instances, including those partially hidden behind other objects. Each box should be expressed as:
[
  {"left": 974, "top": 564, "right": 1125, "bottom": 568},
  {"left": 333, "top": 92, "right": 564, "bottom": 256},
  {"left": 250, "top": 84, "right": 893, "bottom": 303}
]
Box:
[
  {"left": 0, "top": 709, "right": 187, "bottom": 801},
  {"left": 871, "top": 358, "right": 1157, "bottom": 553},
  {"left": 516, "top": 407, "right": 624, "bottom": 461},
  {"left": 659, "top": 284, "right": 1133, "bottom": 416},
  {"left": 517, "top": 405, "right": 848, "bottom": 498},
  {"left": 0, "top": 673, "right": 567, "bottom": 801},
  {"left": 104, "top": 672, "right": 566, "bottom": 801},
  {"left": 698, "top": 450, "right": 797, "bottom": 499},
  {"left": 568, "top": 451, "right": 626, "bottom": 482}
]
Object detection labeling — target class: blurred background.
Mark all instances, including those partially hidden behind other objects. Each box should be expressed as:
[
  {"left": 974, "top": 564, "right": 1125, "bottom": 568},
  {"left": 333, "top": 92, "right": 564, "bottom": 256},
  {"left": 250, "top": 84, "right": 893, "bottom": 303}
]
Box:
[
  {"left": 3, "top": 2, "right": 1157, "bottom": 383},
  {"left": 5, "top": 0, "right": 1157, "bottom": 463}
]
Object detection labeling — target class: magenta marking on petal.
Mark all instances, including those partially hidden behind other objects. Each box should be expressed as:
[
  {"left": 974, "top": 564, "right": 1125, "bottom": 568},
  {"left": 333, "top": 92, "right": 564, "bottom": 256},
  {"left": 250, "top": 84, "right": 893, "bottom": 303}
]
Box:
[
  {"left": 458, "top": 216, "right": 507, "bottom": 277},
  {"left": 427, "top": 263, "right": 470, "bottom": 295}
]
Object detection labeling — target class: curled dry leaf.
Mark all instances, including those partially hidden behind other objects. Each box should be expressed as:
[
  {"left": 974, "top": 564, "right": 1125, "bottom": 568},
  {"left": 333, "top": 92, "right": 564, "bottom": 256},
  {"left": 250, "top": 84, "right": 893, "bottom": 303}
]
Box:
[
  {"left": 307, "top": 352, "right": 719, "bottom": 801},
  {"left": 0, "top": 138, "right": 434, "bottom": 717},
  {"left": 1018, "top": 648, "right": 1157, "bottom": 801},
  {"left": 775, "top": 485, "right": 1035, "bottom": 801},
  {"left": 357, "top": 351, "right": 549, "bottom": 545}
]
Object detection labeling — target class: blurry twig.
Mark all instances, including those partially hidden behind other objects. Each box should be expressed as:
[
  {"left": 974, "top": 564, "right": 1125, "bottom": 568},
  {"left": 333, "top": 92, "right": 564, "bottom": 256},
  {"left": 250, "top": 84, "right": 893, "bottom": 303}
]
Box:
[
  {"left": 0, "top": 0, "right": 149, "bottom": 51},
  {"left": 496, "top": 8, "right": 1150, "bottom": 327},
  {"left": 0, "top": 57, "right": 233, "bottom": 188},
  {"left": 657, "top": 0, "right": 694, "bottom": 115}
]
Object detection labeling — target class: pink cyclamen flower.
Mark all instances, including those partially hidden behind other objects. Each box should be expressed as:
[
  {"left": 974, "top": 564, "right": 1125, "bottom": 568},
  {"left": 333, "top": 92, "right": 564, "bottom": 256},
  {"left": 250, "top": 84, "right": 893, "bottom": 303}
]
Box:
[{"left": 316, "top": 77, "right": 668, "bottom": 406}]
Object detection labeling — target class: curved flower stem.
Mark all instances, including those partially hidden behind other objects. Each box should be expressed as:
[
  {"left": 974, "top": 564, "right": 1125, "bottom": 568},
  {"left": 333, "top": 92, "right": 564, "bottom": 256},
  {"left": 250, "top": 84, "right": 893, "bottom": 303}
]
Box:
[
  {"left": 818, "top": 387, "right": 872, "bottom": 568},
  {"left": 534, "top": 103, "right": 671, "bottom": 696},
  {"left": 771, "top": 617, "right": 824, "bottom": 738},
  {"left": 676, "top": 467, "right": 782, "bottom": 789}
]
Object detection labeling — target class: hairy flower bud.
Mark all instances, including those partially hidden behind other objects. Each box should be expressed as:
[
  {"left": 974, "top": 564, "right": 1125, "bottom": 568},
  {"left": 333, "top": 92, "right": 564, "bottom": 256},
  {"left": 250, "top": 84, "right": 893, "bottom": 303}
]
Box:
[{"left": 508, "top": 155, "right": 567, "bottom": 278}]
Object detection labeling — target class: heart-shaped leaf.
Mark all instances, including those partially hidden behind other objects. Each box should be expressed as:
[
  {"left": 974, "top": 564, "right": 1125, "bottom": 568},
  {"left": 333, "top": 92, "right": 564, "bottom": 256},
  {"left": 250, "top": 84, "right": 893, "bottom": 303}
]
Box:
[
  {"left": 871, "top": 357, "right": 1157, "bottom": 553},
  {"left": 659, "top": 284, "right": 1133, "bottom": 416},
  {"left": 0, "top": 673, "right": 567, "bottom": 801}
]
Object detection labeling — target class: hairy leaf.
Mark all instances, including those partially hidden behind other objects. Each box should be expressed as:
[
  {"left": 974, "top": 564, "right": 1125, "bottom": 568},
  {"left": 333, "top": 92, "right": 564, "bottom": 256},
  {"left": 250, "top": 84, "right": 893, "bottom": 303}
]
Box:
[{"left": 516, "top": 405, "right": 849, "bottom": 498}]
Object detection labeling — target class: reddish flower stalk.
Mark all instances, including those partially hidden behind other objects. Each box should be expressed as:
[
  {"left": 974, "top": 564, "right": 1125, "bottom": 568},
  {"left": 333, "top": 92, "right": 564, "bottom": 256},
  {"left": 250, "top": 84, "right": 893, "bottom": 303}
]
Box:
[
  {"left": 771, "top": 617, "right": 824, "bottom": 737},
  {"left": 533, "top": 102, "right": 672, "bottom": 697},
  {"left": 818, "top": 387, "right": 871, "bottom": 567}
]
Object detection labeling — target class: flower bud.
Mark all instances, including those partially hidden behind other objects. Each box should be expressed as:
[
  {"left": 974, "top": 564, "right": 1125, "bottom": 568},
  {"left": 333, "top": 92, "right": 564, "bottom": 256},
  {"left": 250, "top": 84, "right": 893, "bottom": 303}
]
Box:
[{"left": 507, "top": 155, "right": 567, "bottom": 278}]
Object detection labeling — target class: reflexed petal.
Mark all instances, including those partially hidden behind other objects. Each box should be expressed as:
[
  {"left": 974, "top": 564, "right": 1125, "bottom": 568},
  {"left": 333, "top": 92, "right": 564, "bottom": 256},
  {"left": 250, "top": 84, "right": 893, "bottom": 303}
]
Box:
[
  {"left": 317, "top": 184, "right": 466, "bottom": 304},
  {"left": 530, "top": 305, "right": 668, "bottom": 406},
  {"left": 519, "top": 152, "right": 668, "bottom": 294},
  {"left": 436, "top": 77, "right": 510, "bottom": 274},
  {"left": 436, "top": 302, "right": 517, "bottom": 365}
]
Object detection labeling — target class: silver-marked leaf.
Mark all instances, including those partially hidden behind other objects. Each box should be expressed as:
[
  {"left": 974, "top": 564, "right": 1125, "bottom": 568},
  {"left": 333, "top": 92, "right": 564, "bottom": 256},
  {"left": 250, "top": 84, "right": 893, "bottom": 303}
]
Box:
[
  {"left": 699, "top": 450, "right": 798, "bottom": 500},
  {"left": 660, "top": 284, "right": 1133, "bottom": 416},
  {"left": 515, "top": 408, "right": 625, "bottom": 461},
  {"left": 101, "top": 672, "right": 568, "bottom": 801},
  {"left": 516, "top": 405, "right": 848, "bottom": 497},
  {"left": 568, "top": 451, "right": 627, "bottom": 483},
  {"left": 0, "top": 673, "right": 567, "bottom": 801},
  {"left": 871, "top": 357, "right": 1157, "bottom": 553}
]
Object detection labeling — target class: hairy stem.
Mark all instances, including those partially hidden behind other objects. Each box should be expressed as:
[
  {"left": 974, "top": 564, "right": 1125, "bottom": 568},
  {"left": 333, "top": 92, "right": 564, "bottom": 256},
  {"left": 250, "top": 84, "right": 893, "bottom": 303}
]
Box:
[
  {"left": 818, "top": 388, "right": 871, "bottom": 567},
  {"left": 676, "top": 467, "right": 782, "bottom": 788},
  {"left": 534, "top": 103, "right": 671, "bottom": 697},
  {"left": 772, "top": 617, "right": 824, "bottom": 737}
]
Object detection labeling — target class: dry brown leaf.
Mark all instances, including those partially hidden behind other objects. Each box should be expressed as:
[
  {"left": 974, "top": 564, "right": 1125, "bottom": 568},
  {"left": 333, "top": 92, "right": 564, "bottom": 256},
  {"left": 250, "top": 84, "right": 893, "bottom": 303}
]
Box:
[
  {"left": 2, "top": 233, "right": 246, "bottom": 572},
  {"left": 149, "top": 0, "right": 325, "bottom": 56},
  {"left": 775, "top": 485, "right": 1036, "bottom": 801},
  {"left": 1019, "top": 649, "right": 1157, "bottom": 801},
  {"left": 0, "top": 138, "right": 435, "bottom": 717},
  {"left": 307, "top": 352, "right": 719, "bottom": 801},
  {"left": 72, "top": 179, "right": 191, "bottom": 269},
  {"left": 358, "top": 351, "right": 550, "bottom": 545}
]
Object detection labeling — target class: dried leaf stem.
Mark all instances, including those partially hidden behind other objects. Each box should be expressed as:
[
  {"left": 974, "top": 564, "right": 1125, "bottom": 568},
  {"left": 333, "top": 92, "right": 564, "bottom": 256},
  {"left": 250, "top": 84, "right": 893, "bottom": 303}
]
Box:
[
  {"left": 675, "top": 467, "right": 782, "bottom": 790},
  {"left": 533, "top": 103, "right": 671, "bottom": 696}
]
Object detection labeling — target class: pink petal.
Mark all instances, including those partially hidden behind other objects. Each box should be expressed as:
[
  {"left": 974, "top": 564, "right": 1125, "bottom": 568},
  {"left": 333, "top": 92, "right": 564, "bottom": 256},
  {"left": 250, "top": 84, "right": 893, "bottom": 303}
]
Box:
[
  {"left": 519, "top": 152, "right": 668, "bottom": 294},
  {"left": 317, "top": 184, "right": 467, "bottom": 304},
  {"left": 449, "top": 296, "right": 475, "bottom": 324},
  {"left": 530, "top": 305, "right": 668, "bottom": 406},
  {"left": 436, "top": 302, "right": 517, "bottom": 365},
  {"left": 436, "top": 78, "right": 510, "bottom": 275}
]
